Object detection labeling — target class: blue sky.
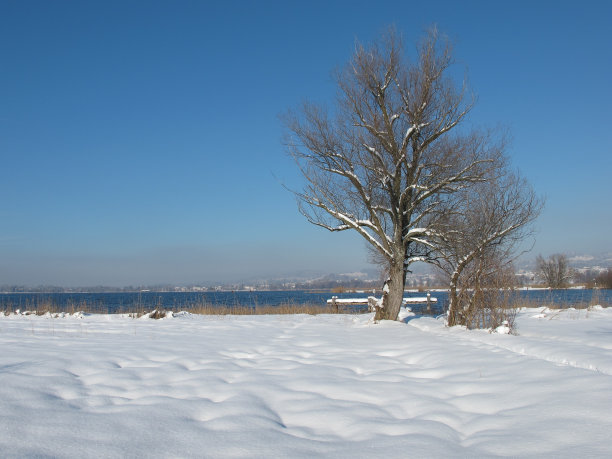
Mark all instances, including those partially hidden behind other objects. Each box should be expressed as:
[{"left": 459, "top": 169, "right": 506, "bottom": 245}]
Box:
[{"left": 1, "top": 0, "right": 610, "bottom": 286}]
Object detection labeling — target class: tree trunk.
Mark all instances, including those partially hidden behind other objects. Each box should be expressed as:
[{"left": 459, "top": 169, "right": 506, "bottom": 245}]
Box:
[
  {"left": 447, "top": 272, "right": 460, "bottom": 327},
  {"left": 374, "top": 261, "right": 405, "bottom": 321}
]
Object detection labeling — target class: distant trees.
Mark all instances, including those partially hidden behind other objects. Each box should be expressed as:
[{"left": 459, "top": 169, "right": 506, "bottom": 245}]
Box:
[
  {"left": 595, "top": 269, "right": 612, "bottom": 289},
  {"left": 536, "top": 254, "right": 573, "bottom": 288},
  {"left": 285, "top": 27, "right": 540, "bottom": 322}
]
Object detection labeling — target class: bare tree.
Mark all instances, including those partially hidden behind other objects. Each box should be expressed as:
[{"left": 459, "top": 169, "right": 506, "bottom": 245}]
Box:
[
  {"left": 432, "top": 172, "right": 541, "bottom": 327},
  {"left": 440, "top": 251, "right": 520, "bottom": 331},
  {"left": 595, "top": 269, "right": 612, "bottom": 289},
  {"left": 284, "top": 28, "right": 506, "bottom": 321},
  {"left": 536, "top": 254, "right": 573, "bottom": 288}
]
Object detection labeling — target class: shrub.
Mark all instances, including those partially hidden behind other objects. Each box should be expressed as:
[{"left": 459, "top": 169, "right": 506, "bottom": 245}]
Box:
[{"left": 595, "top": 269, "right": 612, "bottom": 289}]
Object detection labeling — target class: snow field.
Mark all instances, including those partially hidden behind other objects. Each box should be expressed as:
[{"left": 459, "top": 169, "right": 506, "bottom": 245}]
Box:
[{"left": 1, "top": 308, "right": 611, "bottom": 458}]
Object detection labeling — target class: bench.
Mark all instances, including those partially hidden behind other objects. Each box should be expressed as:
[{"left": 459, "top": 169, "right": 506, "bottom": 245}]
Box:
[{"left": 327, "top": 293, "right": 437, "bottom": 312}]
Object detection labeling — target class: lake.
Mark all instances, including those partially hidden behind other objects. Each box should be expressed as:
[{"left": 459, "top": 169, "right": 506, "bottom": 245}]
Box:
[{"left": 1, "top": 288, "right": 610, "bottom": 315}]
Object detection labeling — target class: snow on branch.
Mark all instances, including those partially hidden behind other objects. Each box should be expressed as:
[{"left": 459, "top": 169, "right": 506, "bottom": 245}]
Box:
[{"left": 301, "top": 195, "right": 393, "bottom": 259}]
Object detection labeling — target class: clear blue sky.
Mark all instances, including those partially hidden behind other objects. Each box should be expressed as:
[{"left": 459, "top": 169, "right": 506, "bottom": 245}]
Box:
[{"left": 1, "top": 0, "right": 611, "bottom": 286}]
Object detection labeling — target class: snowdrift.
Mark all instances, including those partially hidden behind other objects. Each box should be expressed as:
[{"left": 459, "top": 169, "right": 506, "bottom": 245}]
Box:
[{"left": 1, "top": 307, "right": 611, "bottom": 457}]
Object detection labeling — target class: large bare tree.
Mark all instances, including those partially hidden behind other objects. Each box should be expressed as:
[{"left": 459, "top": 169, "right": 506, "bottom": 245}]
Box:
[{"left": 285, "top": 29, "right": 508, "bottom": 321}]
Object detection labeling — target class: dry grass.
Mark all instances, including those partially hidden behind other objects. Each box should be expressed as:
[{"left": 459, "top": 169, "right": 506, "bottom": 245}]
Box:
[
  {"left": 185, "top": 301, "right": 346, "bottom": 316},
  {"left": 1, "top": 299, "right": 96, "bottom": 316},
  {"left": 0, "top": 298, "right": 358, "bottom": 318}
]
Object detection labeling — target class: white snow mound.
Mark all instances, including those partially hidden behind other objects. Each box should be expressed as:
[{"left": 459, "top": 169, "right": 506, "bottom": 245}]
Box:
[{"left": 1, "top": 307, "right": 611, "bottom": 457}]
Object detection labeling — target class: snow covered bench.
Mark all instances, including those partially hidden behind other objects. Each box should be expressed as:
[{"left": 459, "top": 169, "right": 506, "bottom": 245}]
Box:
[{"left": 327, "top": 294, "right": 437, "bottom": 312}]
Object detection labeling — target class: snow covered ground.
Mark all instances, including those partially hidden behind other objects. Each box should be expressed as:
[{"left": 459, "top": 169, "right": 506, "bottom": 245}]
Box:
[{"left": 1, "top": 307, "right": 611, "bottom": 458}]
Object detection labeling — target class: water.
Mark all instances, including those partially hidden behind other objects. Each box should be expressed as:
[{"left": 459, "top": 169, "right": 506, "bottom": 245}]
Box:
[{"left": 0, "top": 289, "right": 609, "bottom": 315}]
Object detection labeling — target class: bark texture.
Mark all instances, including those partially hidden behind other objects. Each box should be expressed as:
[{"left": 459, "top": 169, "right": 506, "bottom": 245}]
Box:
[{"left": 375, "top": 260, "right": 406, "bottom": 321}]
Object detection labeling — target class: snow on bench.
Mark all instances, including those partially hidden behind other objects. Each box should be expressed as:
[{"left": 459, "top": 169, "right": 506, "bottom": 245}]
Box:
[
  {"left": 327, "top": 294, "right": 437, "bottom": 312},
  {"left": 403, "top": 296, "right": 438, "bottom": 304}
]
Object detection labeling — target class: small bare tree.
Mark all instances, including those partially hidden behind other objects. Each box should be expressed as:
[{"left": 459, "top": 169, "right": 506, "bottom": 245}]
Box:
[
  {"left": 595, "top": 269, "right": 612, "bottom": 289},
  {"left": 284, "top": 28, "right": 506, "bottom": 321},
  {"left": 432, "top": 171, "right": 541, "bottom": 327},
  {"left": 444, "top": 252, "right": 520, "bottom": 331},
  {"left": 536, "top": 254, "right": 573, "bottom": 288}
]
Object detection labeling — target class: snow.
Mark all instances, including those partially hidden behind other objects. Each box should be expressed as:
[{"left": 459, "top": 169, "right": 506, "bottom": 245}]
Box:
[
  {"left": 325, "top": 297, "right": 436, "bottom": 304},
  {"left": 403, "top": 296, "right": 437, "bottom": 304},
  {"left": 2, "top": 307, "right": 612, "bottom": 458},
  {"left": 327, "top": 298, "right": 370, "bottom": 304}
]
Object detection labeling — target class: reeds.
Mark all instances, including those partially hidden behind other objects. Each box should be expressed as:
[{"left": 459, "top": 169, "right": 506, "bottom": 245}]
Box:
[
  {"left": 0, "top": 298, "right": 360, "bottom": 317},
  {"left": 3, "top": 291, "right": 606, "bottom": 318},
  {"left": 186, "top": 301, "right": 344, "bottom": 315},
  {"left": 511, "top": 289, "right": 609, "bottom": 310}
]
